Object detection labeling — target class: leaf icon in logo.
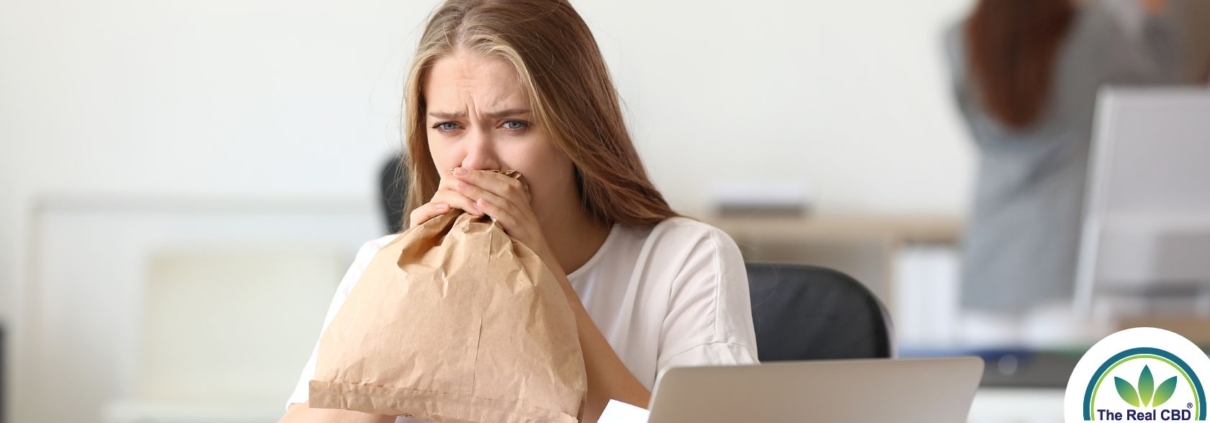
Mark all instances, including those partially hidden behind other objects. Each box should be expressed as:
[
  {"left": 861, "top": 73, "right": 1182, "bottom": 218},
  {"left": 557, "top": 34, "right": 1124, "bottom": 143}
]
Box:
[
  {"left": 1140, "top": 366, "right": 1155, "bottom": 406},
  {"left": 1117, "top": 377, "right": 1141, "bottom": 407},
  {"left": 1152, "top": 376, "right": 1178, "bottom": 407}
]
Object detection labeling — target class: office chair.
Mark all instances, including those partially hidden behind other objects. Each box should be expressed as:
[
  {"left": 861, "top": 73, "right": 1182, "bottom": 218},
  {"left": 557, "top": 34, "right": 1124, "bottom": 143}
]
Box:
[
  {"left": 747, "top": 262, "right": 895, "bottom": 361},
  {"left": 380, "top": 155, "right": 408, "bottom": 234}
]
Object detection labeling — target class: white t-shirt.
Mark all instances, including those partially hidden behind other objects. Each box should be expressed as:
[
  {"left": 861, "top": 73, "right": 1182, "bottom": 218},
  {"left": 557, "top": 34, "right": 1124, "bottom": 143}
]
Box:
[{"left": 287, "top": 217, "right": 760, "bottom": 421}]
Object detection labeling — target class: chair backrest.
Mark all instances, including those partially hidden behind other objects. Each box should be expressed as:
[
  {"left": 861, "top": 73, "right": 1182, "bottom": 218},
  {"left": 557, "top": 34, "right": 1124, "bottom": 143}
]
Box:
[
  {"left": 746, "top": 262, "right": 895, "bottom": 361},
  {"left": 380, "top": 155, "right": 408, "bottom": 234}
]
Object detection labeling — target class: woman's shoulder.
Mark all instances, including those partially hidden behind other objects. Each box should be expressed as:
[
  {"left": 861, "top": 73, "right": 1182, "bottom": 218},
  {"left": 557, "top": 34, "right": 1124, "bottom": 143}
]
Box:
[
  {"left": 637, "top": 217, "right": 745, "bottom": 268},
  {"left": 647, "top": 216, "right": 738, "bottom": 244},
  {"left": 352, "top": 233, "right": 402, "bottom": 261},
  {"left": 362, "top": 232, "right": 402, "bottom": 251}
]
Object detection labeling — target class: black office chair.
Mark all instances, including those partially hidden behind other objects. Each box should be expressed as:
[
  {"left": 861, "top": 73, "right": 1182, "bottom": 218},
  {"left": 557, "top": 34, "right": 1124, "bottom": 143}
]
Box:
[
  {"left": 380, "top": 155, "right": 408, "bottom": 234},
  {"left": 746, "top": 262, "right": 895, "bottom": 361}
]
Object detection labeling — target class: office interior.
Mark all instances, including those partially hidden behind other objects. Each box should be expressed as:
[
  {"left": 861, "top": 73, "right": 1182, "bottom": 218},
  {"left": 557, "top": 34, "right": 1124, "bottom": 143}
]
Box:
[{"left": 0, "top": 0, "right": 1208, "bottom": 422}]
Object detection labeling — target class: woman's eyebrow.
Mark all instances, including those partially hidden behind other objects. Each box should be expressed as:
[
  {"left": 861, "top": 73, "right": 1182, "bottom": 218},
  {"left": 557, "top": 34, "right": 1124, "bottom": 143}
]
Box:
[
  {"left": 428, "top": 111, "right": 465, "bottom": 120},
  {"left": 484, "top": 108, "right": 531, "bottom": 119},
  {"left": 427, "top": 109, "right": 531, "bottom": 120}
]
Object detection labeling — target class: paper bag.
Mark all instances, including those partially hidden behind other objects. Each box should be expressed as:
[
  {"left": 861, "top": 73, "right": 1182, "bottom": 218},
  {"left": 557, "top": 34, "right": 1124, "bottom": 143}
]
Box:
[{"left": 309, "top": 203, "right": 587, "bottom": 423}]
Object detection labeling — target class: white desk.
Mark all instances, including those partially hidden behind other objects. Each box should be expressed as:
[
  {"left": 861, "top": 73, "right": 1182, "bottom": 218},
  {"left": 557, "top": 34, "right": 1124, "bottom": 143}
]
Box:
[{"left": 968, "top": 388, "right": 1064, "bottom": 423}]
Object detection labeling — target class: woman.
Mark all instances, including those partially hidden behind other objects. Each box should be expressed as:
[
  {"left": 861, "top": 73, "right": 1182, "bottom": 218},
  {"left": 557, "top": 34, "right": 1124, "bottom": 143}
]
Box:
[
  {"left": 279, "top": 0, "right": 759, "bottom": 422},
  {"left": 945, "top": 0, "right": 1181, "bottom": 340}
]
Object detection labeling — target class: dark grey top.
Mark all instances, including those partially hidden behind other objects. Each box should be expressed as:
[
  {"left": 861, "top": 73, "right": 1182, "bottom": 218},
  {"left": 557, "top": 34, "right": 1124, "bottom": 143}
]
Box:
[{"left": 944, "top": 1, "right": 1181, "bottom": 313}]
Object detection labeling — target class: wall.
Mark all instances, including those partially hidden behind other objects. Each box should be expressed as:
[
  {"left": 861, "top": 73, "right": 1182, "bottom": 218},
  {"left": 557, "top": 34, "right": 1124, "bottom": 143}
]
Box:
[{"left": 0, "top": 0, "right": 978, "bottom": 322}]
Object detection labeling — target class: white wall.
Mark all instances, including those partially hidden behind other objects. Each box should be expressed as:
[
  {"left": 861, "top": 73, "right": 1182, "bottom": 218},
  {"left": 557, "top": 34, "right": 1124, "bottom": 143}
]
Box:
[
  {"left": 580, "top": 0, "right": 974, "bottom": 214},
  {"left": 0, "top": 0, "right": 974, "bottom": 420}
]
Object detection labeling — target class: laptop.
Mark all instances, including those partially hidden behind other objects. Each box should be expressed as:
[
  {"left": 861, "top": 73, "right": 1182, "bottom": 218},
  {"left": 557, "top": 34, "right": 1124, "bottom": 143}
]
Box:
[{"left": 643, "top": 357, "right": 985, "bottom": 423}]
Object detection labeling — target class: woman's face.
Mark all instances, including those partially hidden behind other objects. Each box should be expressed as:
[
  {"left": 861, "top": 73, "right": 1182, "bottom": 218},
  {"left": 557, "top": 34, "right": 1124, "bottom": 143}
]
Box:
[{"left": 424, "top": 51, "right": 577, "bottom": 223}]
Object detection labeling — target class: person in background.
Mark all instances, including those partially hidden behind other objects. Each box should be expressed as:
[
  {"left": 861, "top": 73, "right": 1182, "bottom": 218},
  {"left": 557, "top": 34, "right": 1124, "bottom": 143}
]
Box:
[{"left": 944, "top": 0, "right": 1182, "bottom": 344}]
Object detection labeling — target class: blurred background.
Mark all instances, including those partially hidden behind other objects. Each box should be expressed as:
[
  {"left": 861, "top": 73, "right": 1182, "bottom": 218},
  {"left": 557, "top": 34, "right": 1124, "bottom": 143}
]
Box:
[{"left": 0, "top": 0, "right": 1207, "bottom": 422}]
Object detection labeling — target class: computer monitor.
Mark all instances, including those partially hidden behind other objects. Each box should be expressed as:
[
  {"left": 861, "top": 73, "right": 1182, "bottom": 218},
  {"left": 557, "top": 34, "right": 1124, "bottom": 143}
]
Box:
[{"left": 1075, "top": 87, "right": 1210, "bottom": 314}]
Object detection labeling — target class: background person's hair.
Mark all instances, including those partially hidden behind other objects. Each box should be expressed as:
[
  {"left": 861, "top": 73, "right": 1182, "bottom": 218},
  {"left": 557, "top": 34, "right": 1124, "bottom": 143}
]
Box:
[
  {"left": 400, "top": 0, "right": 677, "bottom": 230},
  {"left": 966, "top": 0, "right": 1076, "bottom": 129}
]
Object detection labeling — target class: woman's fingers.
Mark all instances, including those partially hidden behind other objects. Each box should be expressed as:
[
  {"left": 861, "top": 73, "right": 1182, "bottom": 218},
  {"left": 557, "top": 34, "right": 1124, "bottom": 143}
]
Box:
[
  {"left": 450, "top": 168, "right": 530, "bottom": 210},
  {"left": 472, "top": 195, "right": 539, "bottom": 247},
  {"left": 408, "top": 177, "right": 485, "bottom": 229},
  {"left": 433, "top": 175, "right": 484, "bottom": 214},
  {"left": 453, "top": 179, "right": 519, "bottom": 218},
  {"left": 446, "top": 168, "right": 556, "bottom": 268},
  {"left": 431, "top": 186, "right": 483, "bottom": 216},
  {"left": 452, "top": 174, "right": 541, "bottom": 243},
  {"left": 409, "top": 187, "right": 482, "bottom": 229},
  {"left": 408, "top": 201, "right": 451, "bottom": 229}
]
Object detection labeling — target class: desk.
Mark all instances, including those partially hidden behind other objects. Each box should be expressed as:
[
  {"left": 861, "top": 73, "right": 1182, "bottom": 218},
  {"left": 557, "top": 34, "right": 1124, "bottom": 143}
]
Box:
[
  {"left": 704, "top": 214, "right": 964, "bottom": 246},
  {"left": 969, "top": 388, "right": 1064, "bottom": 423},
  {"left": 705, "top": 214, "right": 964, "bottom": 342}
]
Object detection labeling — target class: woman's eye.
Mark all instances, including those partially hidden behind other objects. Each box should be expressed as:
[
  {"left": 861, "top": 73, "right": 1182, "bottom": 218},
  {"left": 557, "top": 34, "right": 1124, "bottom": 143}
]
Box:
[
  {"left": 432, "top": 122, "right": 459, "bottom": 132},
  {"left": 502, "top": 120, "right": 529, "bottom": 131}
]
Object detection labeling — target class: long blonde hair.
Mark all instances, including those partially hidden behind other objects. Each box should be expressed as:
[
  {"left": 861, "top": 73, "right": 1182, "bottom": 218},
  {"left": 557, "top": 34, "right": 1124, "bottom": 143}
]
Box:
[{"left": 400, "top": 0, "right": 676, "bottom": 229}]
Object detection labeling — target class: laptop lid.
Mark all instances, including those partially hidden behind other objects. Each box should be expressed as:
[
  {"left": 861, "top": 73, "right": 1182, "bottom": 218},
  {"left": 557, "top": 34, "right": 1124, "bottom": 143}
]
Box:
[{"left": 647, "top": 357, "right": 984, "bottom": 423}]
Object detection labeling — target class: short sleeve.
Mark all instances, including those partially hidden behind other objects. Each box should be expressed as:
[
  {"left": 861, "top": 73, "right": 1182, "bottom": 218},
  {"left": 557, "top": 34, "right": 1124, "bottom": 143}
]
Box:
[
  {"left": 654, "top": 223, "right": 759, "bottom": 378},
  {"left": 285, "top": 235, "right": 396, "bottom": 408}
]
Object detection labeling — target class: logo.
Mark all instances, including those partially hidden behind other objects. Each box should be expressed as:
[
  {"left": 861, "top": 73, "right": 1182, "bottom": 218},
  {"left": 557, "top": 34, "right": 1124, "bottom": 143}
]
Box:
[
  {"left": 1113, "top": 364, "right": 1179, "bottom": 408},
  {"left": 1065, "top": 328, "right": 1210, "bottom": 421}
]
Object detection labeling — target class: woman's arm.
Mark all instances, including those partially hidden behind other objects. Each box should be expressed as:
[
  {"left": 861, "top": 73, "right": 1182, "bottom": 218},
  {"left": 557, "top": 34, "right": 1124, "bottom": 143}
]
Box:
[
  {"left": 278, "top": 403, "right": 396, "bottom": 423},
  {"left": 552, "top": 270, "right": 653, "bottom": 423}
]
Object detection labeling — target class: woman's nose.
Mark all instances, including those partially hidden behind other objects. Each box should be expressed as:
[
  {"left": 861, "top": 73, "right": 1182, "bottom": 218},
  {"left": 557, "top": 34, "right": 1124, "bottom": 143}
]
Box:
[{"left": 459, "top": 128, "right": 501, "bottom": 171}]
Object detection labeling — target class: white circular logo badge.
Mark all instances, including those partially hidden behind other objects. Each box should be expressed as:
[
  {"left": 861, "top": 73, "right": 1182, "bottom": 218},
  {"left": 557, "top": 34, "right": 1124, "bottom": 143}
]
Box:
[{"left": 1065, "top": 328, "right": 1210, "bottom": 421}]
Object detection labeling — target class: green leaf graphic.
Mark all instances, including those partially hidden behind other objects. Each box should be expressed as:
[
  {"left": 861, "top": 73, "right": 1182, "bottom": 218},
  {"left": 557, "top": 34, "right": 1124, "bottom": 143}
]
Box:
[
  {"left": 1116, "top": 377, "right": 1141, "bottom": 407},
  {"left": 1140, "top": 366, "right": 1155, "bottom": 407},
  {"left": 1152, "top": 377, "right": 1178, "bottom": 407}
]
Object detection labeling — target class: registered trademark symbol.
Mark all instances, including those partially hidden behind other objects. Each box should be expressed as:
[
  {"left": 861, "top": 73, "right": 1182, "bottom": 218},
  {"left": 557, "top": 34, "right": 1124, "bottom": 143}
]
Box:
[{"left": 1189, "top": 403, "right": 1194, "bottom": 409}]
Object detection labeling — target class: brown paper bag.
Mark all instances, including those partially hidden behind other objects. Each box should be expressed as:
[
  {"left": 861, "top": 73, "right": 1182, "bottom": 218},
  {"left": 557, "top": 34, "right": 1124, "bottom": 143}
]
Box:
[{"left": 309, "top": 208, "right": 587, "bottom": 423}]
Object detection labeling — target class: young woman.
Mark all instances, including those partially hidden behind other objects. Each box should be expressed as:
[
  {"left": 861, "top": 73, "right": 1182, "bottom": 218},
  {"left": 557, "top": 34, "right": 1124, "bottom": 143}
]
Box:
[
  {"left": 279, "top": 1, "right": 759, "bottom": 422},
  {"left": 945, "top": 0, "right": 1181, "bottom": 340}
]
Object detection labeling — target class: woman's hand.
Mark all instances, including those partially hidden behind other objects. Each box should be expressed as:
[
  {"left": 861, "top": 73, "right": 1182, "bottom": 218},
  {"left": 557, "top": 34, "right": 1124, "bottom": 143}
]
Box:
[
  {"left": 447, "top": 167, "right": 559, "bottom": 270},
  {"left": 407, "top": 169, "right": 486, "bottom": 230}
]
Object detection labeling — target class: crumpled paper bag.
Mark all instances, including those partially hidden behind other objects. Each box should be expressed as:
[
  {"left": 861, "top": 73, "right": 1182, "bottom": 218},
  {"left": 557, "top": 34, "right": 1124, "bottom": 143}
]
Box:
[{"left": 309, "top": 181, "right": 587, "bottom": 423}]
